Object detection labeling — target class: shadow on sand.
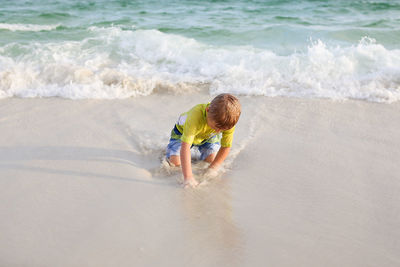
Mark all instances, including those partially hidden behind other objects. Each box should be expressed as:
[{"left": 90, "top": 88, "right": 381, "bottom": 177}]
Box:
[{"left": 0, "top": 146, "right": 173, "bottom": 187}]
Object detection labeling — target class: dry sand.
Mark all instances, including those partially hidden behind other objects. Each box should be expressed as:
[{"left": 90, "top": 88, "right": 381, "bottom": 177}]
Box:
[{"left": 0, "top": 94, "right": 399, "bottom": 266}]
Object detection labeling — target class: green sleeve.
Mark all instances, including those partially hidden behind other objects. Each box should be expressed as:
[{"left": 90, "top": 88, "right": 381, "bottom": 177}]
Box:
[
  {"left": 221, "top": 126, "right": 235, "bottom": 147},
  {"left": 181, "top": 107, "right": 202, "bottom": 144}
]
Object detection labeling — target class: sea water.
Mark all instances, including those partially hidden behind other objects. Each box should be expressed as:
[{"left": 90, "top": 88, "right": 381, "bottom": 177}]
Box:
[{"left": 0, "top": 0, "right": 400, "bottom": 102}]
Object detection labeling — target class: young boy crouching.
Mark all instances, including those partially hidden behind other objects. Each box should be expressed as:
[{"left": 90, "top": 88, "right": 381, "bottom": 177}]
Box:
[{"left": 166, "top": 93, "right": 241, "bottom": 187}]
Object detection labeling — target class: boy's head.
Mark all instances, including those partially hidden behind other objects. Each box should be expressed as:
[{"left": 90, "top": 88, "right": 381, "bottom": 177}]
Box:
[{"left": 207, "top": 93, "right": 241, "bottom": 131}]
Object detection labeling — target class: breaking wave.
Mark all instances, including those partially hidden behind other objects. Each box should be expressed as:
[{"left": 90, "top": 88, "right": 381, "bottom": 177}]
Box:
[{"left": 1, "top": 26, "right": 399, "bottom": 102}]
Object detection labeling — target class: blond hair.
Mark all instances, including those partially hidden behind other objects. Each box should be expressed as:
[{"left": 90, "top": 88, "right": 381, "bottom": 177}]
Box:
[{"left": 208, "top": 93, "right": 241, "bottom": 130}]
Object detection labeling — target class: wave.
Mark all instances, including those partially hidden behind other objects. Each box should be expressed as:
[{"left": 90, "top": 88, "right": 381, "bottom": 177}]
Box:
[
  {"left": 1, "top": 26, "right": 399, "bottom": 102},
  {"left": 0, "top": 23, "right": 61, "bottom": 32}
]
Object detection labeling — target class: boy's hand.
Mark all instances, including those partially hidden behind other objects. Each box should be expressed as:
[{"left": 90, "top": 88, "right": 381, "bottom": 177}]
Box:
[
  {"left": 203, "top": 167, "right": 219, "bottom": 179},
  {"left": 183, "top": 177, "right": 199, "bottom": 188}
]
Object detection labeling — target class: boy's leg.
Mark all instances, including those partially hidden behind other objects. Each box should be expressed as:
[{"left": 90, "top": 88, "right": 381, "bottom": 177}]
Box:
[
  {"left": 204, "top": 153, "right": 216, "bottom": 163},
  {"left": 166, "top": 139, "right": 182, "bottom": 166},
  {"left": 168, "top": 155, "right": 181, "bottom": 166},
  {"left": 198, "top": 142, "right": 221, "bottom": 163}
]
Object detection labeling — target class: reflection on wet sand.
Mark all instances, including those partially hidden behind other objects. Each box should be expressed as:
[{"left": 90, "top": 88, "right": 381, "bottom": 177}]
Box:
[{"left": 180, "top": 178, "right": 243, "bottom": 267}]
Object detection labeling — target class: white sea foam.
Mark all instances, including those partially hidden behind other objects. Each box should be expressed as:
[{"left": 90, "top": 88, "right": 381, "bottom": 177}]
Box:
[
  {"left": 0, "top": 23, "right": 60, "bottom": 32},
  {"left": 0, "top": 26, "right": 399, "bottom": 102}
]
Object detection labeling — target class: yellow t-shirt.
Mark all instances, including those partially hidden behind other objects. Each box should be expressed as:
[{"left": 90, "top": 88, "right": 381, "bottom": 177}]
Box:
[{"left": 174, "top": 103, "right": 235, "bottom": 147}]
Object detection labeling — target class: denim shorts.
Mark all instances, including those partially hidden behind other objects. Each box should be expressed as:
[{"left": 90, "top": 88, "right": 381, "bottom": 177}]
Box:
[{"left": 166, "top": 138, "right": 221, "bottom": 161}]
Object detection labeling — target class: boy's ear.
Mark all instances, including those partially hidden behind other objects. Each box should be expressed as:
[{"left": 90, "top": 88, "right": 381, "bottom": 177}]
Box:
[{"left": 206, "top": 107, "right": 209, "bottom": 112}]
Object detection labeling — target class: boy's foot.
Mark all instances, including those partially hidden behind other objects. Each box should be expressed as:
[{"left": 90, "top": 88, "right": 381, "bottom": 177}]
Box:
[
  {"left": 166, "top": 157, "right": 173, "bottom": 167},
  {"left": 160, "top": 158, "right": 179, "bottom": 175}
]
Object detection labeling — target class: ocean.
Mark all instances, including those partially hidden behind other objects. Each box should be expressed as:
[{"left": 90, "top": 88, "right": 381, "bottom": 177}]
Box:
[
  {"left": 2, "top": 2, "right": 400, "bottom": 266},
  {"left": 1, "top": 0, "right": 400, "bottom": 102}
]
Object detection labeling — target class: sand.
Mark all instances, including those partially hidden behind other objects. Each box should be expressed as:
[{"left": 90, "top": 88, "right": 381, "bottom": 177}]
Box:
[{"left": 0, "top": 94, "right": 399, "bottom": 267}]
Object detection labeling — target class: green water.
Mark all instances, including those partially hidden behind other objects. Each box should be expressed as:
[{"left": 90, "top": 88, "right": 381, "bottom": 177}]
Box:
[{"left": 1, "top": 0, "right": 400, "bottom": 52}]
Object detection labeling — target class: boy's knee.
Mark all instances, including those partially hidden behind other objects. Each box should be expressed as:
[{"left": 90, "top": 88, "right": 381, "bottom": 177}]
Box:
[
  {"left": 168, "top": 155, "right": 181, "bottom": 167},
  {"left": 204, "top": 153, "right": 216, "bottom": 163}
]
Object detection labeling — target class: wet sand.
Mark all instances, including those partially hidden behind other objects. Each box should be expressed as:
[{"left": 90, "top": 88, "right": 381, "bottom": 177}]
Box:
[{"left": 0, "top": 95, "right": 399, "bottom": 266}]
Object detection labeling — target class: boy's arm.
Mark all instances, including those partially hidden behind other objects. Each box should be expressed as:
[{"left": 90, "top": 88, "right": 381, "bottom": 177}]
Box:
[
  {"left": 209, "top": 146, "right": 230, "bottom": 169},
  {"left": 210, "top": 126, "right": 234, "bottom": 169},
  {"left": 180, "top": 141, "right": 198, "bottom": 186}
]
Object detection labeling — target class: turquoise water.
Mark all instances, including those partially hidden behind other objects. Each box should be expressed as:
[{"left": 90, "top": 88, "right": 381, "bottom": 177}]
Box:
[
  {"left": 2, "top": 0, "right": 400, "bottom": 51},
  {"left": 1, "top": 0, "right": 400, "bottom": 101}
]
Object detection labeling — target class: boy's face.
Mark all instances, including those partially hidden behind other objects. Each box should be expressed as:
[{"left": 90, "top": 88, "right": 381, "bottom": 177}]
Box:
[
  {"left": 207, "top": 116, "right": 223, "bottom": 133},
  {"left": 206, "top": 108, "right": 231, "bottom": 133},
  {"left": 206, "top": 107, "right": 222, "bottom": 132}
]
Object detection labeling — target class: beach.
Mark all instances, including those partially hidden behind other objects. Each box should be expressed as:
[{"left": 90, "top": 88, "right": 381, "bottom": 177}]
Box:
[
  {"left": 1, "top": 95, "right": 399, "bottom": 266},
  {"left": 2, "top": 0, "right": 400, "bottom": 265}
]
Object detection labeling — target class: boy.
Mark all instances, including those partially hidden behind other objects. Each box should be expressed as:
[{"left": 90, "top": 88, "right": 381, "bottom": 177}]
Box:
[{"left": 166, "top": 93, "right": 241, "bottom": 188}]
